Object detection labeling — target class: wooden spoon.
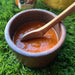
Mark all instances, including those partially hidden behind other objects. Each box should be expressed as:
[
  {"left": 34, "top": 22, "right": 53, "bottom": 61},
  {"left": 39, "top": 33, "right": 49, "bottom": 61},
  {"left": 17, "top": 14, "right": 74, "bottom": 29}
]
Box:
[{"left": 20, "top": 2, "right": 75, "bottom": 41}]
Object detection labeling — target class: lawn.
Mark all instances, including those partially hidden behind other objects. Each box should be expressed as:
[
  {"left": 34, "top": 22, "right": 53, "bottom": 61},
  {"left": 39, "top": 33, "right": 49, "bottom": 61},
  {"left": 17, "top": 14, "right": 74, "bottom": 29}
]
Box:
[{"left": 0, "top": 0, "right": 75, "bottom": 75}]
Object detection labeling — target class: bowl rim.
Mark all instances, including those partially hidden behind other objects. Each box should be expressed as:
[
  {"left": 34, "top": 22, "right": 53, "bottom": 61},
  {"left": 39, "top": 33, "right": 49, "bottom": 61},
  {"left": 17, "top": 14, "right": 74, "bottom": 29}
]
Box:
[{"left": 5, "top": 9, "right": 66, "bottom": 57}]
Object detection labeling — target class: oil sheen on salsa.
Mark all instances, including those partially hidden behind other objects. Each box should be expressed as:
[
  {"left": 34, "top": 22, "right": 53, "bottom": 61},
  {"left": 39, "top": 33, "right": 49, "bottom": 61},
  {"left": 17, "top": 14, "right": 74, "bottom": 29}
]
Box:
[{"left": 14, "top": 21, "right": 58, "bottom": 53}]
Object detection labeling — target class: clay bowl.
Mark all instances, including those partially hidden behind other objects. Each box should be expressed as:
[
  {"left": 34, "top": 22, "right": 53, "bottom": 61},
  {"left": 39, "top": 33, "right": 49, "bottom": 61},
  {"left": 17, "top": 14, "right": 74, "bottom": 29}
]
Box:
[{"left": 5, "top": 9, "right": 66, "bottom": 68}]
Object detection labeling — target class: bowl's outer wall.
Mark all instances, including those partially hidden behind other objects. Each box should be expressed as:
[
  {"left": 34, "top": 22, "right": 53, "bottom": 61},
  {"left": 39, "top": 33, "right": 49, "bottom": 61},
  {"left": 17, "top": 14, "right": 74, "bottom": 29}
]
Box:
[{"left": 13, "top": 50, "right": 58, "bottom": 68}]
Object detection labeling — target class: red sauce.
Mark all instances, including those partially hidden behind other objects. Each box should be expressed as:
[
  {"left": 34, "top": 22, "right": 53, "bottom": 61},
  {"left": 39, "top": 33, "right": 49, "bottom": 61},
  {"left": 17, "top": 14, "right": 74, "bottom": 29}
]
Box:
[{"left": 14, "top": 21, "right": 58, "bottom": 53}]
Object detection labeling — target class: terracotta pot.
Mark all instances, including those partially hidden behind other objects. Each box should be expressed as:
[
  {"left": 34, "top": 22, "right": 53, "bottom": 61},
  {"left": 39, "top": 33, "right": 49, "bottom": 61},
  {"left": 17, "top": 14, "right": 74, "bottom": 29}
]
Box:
[{"left": 5, "top": 9, "right": 66, "bottom": 68}]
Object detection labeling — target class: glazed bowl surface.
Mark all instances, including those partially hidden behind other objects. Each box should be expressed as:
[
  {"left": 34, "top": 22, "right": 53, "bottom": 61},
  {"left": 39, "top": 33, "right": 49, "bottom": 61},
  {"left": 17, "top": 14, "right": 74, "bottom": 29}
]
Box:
[{"left": 5, "top": 9, "right": 66, "bottom": 68}]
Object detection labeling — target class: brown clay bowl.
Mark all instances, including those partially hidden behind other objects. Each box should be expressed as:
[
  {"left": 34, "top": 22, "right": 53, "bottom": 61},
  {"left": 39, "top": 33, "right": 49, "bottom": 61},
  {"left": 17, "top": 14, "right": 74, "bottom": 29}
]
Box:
[{"left": 5, "top": 9, "right": 66, "bottom": 68}]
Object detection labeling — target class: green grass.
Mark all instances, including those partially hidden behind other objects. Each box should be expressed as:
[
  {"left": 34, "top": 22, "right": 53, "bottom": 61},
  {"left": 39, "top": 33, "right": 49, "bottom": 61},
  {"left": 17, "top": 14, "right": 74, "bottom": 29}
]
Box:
[{"left": 0, "top": 0, "right": 75, "bottom": 75}]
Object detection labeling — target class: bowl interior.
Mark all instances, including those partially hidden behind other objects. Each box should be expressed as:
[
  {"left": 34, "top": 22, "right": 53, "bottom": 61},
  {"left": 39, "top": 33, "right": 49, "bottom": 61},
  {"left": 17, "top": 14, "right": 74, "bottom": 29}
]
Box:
[{"left": 9, "top": 10, "right": 61, "bottom": 41}]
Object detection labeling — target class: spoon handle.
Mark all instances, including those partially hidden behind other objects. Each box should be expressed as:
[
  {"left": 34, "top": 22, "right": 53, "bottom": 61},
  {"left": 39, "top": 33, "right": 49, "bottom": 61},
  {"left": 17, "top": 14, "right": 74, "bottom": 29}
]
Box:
[{"left": 39, "top": 2, "right": 75, "bottom": 34}]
